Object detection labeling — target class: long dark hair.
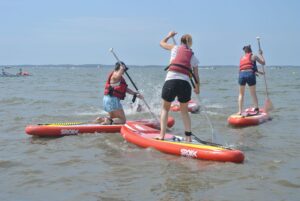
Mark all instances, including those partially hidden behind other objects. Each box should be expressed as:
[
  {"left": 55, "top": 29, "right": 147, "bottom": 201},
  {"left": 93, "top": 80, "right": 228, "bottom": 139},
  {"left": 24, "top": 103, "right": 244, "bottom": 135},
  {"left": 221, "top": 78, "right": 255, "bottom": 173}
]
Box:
[
  {"left": 243, "top": 45, "right": 252, "bottom": 53},
  {"left": 114, "top": 61, "right": 125, "bottom": 71}
]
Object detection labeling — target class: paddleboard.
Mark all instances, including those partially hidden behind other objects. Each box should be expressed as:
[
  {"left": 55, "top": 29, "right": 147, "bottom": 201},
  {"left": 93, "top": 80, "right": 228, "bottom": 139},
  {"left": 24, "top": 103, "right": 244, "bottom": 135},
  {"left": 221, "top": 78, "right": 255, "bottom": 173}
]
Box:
[
  {"left": 25, "top": 117, "right": 175, "bottom": 137},
  {"left": 120, "top": 122, "right": 244, "bottom": 163},
  {"left": 228, "top": 108, "right": 271, "bottom": 127}
]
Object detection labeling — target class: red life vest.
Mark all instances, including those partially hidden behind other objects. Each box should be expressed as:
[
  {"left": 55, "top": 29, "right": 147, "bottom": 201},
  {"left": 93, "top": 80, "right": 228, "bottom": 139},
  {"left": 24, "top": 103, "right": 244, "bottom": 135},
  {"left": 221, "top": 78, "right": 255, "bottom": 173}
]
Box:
[
  {"left": 240, "top": 53, "right": 254, "bottom": 71},
  {"left": 168, "top": 45, "right": 193, "bottom": 76},
  {"left": 104, "top": 72, "right": 127, "bottom": 100}
]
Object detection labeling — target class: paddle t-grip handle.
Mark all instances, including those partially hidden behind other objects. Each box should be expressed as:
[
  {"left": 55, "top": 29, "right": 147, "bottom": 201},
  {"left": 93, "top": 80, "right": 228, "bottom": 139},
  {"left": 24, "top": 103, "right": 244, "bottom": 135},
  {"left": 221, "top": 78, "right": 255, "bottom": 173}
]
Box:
[
  {"left": 109, "top": 48, "right": 122, "bottom": 65},
  {"left": 256, "top": 36, "right": 262, "bottom": 51}
]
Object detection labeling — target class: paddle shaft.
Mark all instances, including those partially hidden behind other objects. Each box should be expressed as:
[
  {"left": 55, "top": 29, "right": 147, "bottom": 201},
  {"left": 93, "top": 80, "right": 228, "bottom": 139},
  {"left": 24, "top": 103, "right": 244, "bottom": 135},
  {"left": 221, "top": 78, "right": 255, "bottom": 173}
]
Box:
[
  {"left": 109, "top": 49, "right": 159, "bottom": 122},
  {"left": 192, "top": 134, "right": 231, "bottom": 149},
  {"left": 172, "top": 36, "right": 176, "bottom": 45},
  {"left": 196, "top": 96, "right": 220, "bottom": 144},
  {"left": 257, "top": 39, "right": 270, "bottom": 99}
]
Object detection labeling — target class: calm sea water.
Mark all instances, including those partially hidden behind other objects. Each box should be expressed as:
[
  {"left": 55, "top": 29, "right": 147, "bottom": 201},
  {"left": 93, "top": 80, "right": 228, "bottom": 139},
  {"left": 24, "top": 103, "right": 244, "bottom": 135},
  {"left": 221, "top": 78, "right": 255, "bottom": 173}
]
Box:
[{"left": 0, "top": 66, "right": 299, "bottom": 201}]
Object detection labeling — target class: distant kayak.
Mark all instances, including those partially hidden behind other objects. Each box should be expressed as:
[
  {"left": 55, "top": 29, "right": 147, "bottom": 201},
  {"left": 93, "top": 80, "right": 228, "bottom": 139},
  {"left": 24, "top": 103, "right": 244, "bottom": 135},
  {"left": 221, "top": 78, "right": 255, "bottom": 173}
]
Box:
[
  {"left": 228, "top": 108, "right": 271, "bottom": 127},
  {"left": 0, "top": 73, "right": 31, "bottom": 77},
  {"left": 170, "top": 99, "right": 199, "bottom": 113},
  {"left": 0, "top": 74, "right": 21, "bottom": 77},
  {"left": 25, "top": 117, "right": 175, "bottom": 137},
  {"left": 120, "top": 122, "right": 245, "bottom": 163}
]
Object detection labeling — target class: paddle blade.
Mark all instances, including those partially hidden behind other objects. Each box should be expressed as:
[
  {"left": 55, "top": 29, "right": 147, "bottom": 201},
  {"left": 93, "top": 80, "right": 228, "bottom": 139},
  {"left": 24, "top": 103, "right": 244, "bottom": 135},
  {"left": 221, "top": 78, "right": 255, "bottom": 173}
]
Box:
[{"left": 264, "top": 98, "right": 273, "bottom": 112}]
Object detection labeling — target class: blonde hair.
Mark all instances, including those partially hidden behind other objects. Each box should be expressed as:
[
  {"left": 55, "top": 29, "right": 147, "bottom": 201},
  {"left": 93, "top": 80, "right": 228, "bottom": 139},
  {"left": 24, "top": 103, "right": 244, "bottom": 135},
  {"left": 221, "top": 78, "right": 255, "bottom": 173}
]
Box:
[{"left": 181, "top": 34, "right": 192, "bottom": 47}]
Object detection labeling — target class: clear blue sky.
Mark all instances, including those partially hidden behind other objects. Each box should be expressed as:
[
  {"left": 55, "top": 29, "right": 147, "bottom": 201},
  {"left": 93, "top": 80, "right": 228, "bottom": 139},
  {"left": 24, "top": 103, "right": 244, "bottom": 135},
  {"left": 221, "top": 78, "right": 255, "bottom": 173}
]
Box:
[{"left": 0, "top": 0, "right": 299, "bottom": 66}]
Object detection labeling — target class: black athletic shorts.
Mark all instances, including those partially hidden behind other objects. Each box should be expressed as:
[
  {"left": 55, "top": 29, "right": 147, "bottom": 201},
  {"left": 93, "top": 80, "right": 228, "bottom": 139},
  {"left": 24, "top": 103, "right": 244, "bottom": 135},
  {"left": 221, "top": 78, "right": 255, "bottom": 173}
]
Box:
[{"left": 161, "top": 79, "right": 192, "bottom": 103}]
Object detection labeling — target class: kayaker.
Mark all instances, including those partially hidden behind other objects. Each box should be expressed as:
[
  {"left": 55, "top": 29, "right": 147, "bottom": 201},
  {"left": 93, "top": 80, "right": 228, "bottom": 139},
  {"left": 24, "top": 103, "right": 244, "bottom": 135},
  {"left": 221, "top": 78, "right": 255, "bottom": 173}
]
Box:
[
  {"left": 237, "top": 45, "right": 265, "bottom": 115},
  {"left": 157, "top": 31, "right": 200, "bottom": 142},
  {"left": 17, "top": 68, "right": 23, "bottom": 76},
  {"left": 94, "top": 62, "right": 143, "bottom": 125},
  {"left": 2, "top": 68, "right": 6, "bottom": 75}
]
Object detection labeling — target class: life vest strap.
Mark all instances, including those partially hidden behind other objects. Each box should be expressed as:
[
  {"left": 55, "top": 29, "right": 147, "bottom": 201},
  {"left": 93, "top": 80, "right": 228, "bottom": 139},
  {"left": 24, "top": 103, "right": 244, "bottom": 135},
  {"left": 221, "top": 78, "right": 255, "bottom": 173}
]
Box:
[
  {"left": 165, "top": 63, "right": 191, "bottom": 72},
  {"left": 165, "top": 63, "right": 198, "bottom": 88}
]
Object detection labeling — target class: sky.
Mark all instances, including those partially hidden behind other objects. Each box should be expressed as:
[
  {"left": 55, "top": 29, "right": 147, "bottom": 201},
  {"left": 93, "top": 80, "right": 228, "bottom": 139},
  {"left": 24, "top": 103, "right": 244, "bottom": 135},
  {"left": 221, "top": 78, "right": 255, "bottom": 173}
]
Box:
[{"left": 0, "top": 0, "right": 299, "bottom": 66}]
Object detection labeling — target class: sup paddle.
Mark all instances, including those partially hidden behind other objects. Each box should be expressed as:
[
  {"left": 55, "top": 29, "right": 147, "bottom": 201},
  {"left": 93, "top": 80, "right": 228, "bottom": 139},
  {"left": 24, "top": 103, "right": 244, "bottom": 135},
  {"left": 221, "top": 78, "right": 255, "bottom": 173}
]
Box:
[
  {"left": 109, "top": 48, "right": 159, "bottom": 123},
  {"left": 256, "top": 37, "right": 273, "bottom": 112}
]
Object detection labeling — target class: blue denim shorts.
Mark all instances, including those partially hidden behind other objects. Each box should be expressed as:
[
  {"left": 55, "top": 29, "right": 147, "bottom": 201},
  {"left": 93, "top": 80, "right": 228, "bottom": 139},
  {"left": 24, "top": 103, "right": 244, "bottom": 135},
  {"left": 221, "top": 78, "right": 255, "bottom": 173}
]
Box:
[
  {"left": 103, "top": 95, "right": 123, "bottom": 113},
  {"left": 238, "top": 71, "right": 256, "bottom": 86}
]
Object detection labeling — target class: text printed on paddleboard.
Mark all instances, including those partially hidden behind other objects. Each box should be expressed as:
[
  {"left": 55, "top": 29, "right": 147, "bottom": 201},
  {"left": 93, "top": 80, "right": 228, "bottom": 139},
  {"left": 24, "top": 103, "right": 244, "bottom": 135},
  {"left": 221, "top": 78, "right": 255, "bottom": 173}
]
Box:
[
  {"left": 61, "top": 129, "right": 79, "bottom": 135},
  {"left": 180, "top": 149, "right": 197, "bottom": 158}
]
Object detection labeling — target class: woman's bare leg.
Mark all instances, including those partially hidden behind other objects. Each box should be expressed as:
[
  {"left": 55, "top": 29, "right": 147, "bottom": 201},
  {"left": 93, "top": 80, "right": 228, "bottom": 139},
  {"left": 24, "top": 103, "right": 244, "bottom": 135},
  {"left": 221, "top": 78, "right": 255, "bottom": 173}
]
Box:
[
  {"left": 158, "top": 100, "right": 171, "bottom": 140},
  {"left": 180, "top": 102, "right": 191, "bottom": 142}
]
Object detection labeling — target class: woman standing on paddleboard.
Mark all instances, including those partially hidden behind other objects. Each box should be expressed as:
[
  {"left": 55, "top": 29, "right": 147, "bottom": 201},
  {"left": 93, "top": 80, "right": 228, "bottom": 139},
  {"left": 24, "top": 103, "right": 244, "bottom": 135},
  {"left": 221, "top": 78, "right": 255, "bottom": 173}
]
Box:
[
  {"left": 95, "top": 62, "right": 143, "bottom": 125},
  {"left": 158, "top": 31, "right": 200, "bottom": 142},
  {"left": 238, "top": 45, "right": 266, "bottom": 115}
]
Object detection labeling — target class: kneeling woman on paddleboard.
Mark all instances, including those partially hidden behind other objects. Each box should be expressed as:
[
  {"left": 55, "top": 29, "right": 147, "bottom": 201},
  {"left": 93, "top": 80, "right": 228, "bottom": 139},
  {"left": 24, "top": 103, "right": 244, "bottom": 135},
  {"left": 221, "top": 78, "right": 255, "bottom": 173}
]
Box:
[
  {"left": 238, "top": 45, "right": 265, "bottom": 115},
  {"left": 158, "top": 31, "right": 200, "bottom": 142},
  {"left": 95, "top": 62, "right": 143, "bottom": 125}
]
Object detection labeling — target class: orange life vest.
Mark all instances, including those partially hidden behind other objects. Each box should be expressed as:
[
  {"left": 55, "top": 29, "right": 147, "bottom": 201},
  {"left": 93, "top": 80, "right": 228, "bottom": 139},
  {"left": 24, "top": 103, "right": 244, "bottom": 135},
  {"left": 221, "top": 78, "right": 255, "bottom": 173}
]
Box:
[
  {"left": 104, "top": 72, "right": 127, "bottom": 100},
  {"left": 240, "top": 53, "right": 254, "bottom": 71}
]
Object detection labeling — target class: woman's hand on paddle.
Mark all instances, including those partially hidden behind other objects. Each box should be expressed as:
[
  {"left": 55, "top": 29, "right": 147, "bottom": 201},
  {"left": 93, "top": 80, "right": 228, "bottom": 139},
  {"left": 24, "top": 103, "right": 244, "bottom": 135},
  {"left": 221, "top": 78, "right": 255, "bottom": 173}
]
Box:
[
  {"left": 136, "top": 93, "right": 144, "bottom": 99},
  {"left": 167, "top": 31, "right": 177, "bottom": 38},
  {"left": 120, "top": 63, "right": 128, "bottom": 72},
  {"left": 160, "top": 31, "right": 177, "bottom": 50}
]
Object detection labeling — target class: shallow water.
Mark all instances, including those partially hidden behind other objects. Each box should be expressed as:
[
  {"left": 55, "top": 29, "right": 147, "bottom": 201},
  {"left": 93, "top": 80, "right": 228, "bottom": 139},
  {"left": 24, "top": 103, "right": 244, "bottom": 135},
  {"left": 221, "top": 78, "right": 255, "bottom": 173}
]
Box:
[{"left": 0, "top": 66, "right": 299, "bottom": 201}]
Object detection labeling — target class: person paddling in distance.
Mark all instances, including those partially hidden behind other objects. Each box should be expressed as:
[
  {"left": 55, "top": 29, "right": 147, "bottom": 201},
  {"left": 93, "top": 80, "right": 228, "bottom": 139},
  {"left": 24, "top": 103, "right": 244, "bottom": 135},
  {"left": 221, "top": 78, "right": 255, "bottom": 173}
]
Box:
[
  {"left": 94, "top": 62, "right": 143, "bottom": 125},
  {"left": 17, "top": 68, "right": 23, "bottom": 76},
  {"left": 238, "top": 45, "right": 266, "bottom": 116},
  {"left": 157, "top": 31, "right": 200, "bottom": 142},
  {"left": 2, "top": 68, "right": 6, "bottom": 75}
]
